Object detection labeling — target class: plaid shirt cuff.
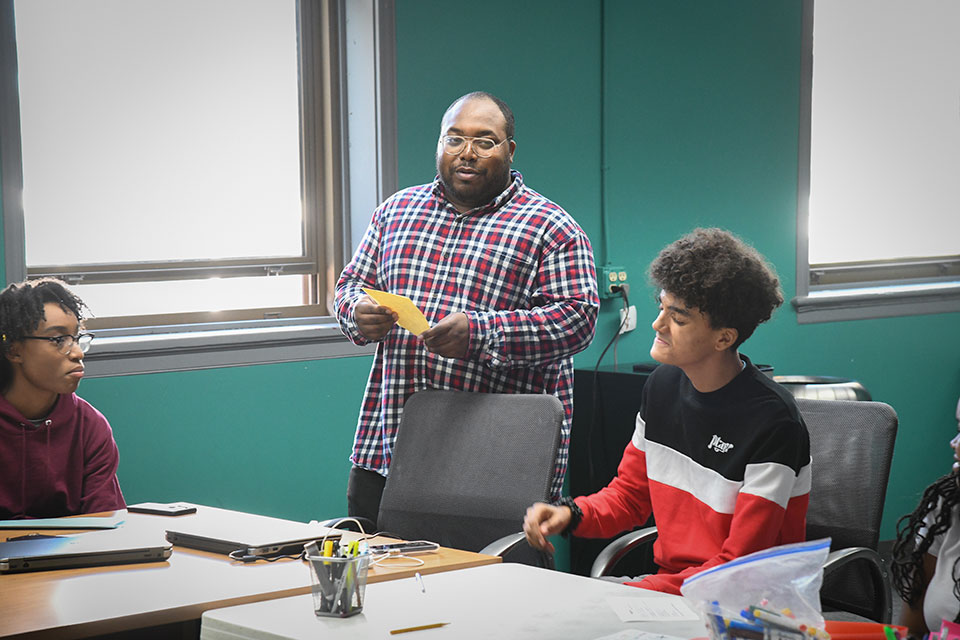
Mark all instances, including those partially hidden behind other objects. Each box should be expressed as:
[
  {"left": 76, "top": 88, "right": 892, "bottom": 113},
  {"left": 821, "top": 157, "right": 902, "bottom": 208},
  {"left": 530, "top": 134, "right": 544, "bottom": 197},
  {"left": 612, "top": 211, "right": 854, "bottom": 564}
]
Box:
[
  {"left": 464, "top": 311, "right": 485, "bottom": 359},
  {"left": 340, "top": 292, "right": 372, "bottom": 345}
]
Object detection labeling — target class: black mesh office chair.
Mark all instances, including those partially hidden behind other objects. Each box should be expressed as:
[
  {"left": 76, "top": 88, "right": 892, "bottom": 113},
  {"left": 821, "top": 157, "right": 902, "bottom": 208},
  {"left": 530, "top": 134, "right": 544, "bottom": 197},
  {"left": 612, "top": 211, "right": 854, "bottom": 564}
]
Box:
[
  {"left": 589, "top": 398, "right": 899, "bottom": 623},
  {"left": 368, "top": 389, "right": 563, "bottom": 567}
]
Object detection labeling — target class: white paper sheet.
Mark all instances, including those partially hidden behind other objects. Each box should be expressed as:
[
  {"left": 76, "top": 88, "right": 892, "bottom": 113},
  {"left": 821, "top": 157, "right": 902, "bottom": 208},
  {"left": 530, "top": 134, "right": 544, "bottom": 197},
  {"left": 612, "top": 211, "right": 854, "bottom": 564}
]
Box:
[
  {"left": 606, "top": 596, "right": 700, "bottom": 623},
  {"left": 592, "top": 630, "right": 690, "bottom": 640}
]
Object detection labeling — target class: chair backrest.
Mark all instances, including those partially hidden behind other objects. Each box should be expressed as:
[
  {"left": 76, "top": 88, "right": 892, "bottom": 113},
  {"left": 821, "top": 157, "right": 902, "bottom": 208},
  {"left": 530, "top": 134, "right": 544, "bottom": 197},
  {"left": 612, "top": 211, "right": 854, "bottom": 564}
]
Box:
[
  {"left": 377, "top": 390, "right": 563, "bottom": 555},
  {"left": 799, "top": 398, "right": 898, "bottom": 551}
]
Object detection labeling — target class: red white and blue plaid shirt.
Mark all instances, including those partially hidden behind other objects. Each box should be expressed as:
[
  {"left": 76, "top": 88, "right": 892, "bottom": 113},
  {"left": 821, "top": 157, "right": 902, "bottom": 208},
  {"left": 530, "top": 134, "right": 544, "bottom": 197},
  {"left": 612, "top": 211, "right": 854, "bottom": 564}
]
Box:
[{"left": 335, "top": 171, "right": 599, "bottom": 498}]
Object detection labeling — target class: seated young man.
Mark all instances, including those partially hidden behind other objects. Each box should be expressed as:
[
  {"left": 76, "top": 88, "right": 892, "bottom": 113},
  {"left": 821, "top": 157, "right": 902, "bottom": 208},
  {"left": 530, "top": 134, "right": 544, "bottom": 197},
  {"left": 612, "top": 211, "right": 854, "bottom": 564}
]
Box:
[
  {"left": 523, "top": 228, "right": 811, "bottom": 594},
  {"left": 0, "top": 278, "right": 125, "bottom": 519}
]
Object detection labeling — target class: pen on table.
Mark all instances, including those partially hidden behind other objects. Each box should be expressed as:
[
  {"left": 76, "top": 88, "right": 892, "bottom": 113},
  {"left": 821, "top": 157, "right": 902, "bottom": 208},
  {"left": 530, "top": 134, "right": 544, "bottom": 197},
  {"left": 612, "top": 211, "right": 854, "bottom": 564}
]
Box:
[
  {"left": 389, "top": 622, "right": 449, "bottom": 635},
  {"left": 415, "top": 571, "right": 425, "bottom": 593}
]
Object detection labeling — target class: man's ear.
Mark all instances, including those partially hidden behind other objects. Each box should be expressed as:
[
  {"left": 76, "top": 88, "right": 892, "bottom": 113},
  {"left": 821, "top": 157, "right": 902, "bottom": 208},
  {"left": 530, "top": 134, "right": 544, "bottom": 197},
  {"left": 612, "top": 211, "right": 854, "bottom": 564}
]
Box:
[
  {"left": 715, "top": 327, "right": 738, "bottom": 351},
  {"left": 508, "top": 139, "right": 516, "bottom": 164}
]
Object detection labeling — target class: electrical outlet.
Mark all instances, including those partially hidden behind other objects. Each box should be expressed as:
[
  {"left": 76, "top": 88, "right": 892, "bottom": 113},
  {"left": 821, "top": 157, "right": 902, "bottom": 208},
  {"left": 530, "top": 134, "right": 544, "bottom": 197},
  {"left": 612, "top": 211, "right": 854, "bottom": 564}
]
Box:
[
  {"left": 619, "top": 305, "right": 637, "bottom": 334},
  {"left": 600, "top": 266, "right": 629, "bottom": 299}
]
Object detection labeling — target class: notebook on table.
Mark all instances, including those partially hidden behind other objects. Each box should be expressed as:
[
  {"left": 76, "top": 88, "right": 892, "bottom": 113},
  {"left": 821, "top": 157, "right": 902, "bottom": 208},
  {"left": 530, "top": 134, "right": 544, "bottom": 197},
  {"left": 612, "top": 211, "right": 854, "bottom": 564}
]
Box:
[
  {"left": 0, "top": 529, "right": 172, "bottom": 574},
  {"left": 165, "top": 517, "right": 340, "bottom": 557}
]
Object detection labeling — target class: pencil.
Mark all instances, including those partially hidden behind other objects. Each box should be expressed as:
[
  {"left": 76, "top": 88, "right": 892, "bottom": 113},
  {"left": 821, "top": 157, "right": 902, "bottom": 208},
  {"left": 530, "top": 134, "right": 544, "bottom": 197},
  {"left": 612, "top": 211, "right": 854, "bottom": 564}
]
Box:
[{"left": 389, "top": 622, "right": 450, "bottom": 634}]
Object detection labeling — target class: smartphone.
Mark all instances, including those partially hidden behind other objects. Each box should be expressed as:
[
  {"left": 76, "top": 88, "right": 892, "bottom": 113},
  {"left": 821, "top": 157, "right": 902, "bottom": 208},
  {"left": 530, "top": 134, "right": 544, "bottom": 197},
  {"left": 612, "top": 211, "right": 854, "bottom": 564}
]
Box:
[
  {"left": 368, "top": 540, "right": 439, "bottom": 555},
  {"left": 127, "top": 502, "right": 197, "bottom": 516}
]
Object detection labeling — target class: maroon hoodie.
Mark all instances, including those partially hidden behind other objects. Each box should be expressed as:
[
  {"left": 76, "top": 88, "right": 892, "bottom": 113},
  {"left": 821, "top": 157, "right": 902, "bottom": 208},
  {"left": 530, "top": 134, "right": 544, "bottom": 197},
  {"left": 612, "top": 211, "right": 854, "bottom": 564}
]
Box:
[{"left": 0, "top": 393, "right": 125, "bottom": 519}]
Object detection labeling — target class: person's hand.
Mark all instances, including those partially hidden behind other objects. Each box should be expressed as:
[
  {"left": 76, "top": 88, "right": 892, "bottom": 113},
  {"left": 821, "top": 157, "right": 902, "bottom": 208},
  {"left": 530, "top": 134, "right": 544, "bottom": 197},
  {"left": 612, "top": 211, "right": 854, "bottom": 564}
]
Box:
[
  {"left": 354, "top": 296, "right": 398, "bottom": 341},
  {"left": 420, "top": 312, "right": 469, "bottom": 358},
  {"left": 522, "top": 502, "right": 572, "bottom": 554}
]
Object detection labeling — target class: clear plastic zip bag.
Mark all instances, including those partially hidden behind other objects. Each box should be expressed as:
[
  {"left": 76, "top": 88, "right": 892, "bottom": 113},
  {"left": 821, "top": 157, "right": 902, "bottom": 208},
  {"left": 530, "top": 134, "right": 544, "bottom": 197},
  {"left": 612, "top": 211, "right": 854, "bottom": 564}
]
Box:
[{"left": 680, "top": 538, "right": 831, "bottom": 639}]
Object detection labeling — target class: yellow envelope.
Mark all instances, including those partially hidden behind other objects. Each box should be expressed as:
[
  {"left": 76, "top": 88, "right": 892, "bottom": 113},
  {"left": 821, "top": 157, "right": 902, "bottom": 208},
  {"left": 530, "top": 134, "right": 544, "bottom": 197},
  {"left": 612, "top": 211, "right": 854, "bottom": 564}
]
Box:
[{"left": 362, "top": 288, "right": 431, "bottom": 336}]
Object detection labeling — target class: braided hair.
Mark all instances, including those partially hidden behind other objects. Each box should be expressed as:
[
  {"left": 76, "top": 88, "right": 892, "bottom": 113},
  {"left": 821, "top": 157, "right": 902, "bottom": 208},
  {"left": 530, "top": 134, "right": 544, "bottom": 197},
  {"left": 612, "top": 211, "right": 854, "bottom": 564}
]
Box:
[
  {"left": 0, "top": 278, "right": 88, "bottom": 392},
  {"left": 891, "top": 469, "right": 960, "bottom": 621}
]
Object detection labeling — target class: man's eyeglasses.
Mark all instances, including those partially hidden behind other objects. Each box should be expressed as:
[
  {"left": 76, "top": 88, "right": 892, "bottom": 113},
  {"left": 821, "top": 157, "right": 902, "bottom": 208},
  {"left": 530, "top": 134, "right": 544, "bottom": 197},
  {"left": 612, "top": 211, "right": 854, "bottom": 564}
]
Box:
[
  {"left": 439, "top": 135, "right": 511, "bottom": 158},
  {"left": 23, "top": 333, "right": 94, "bottom": 354}
]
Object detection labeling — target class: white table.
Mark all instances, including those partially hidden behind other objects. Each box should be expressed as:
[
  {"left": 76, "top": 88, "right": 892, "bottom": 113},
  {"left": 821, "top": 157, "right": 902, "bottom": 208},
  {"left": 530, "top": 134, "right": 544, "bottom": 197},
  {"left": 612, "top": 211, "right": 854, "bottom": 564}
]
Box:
[{"left": 200, "top": 563, "right": 710, "bottom": 640}]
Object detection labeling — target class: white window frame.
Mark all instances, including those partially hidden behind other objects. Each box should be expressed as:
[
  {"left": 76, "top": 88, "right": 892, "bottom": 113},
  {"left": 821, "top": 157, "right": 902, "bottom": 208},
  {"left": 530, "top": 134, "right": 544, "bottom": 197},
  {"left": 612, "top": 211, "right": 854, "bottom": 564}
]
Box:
[
  {"left": 0, "top": 0, "right": 397, "bottom": 374},
  {"left": 793, "top": 0, "right": 960, "bottom": 324}
]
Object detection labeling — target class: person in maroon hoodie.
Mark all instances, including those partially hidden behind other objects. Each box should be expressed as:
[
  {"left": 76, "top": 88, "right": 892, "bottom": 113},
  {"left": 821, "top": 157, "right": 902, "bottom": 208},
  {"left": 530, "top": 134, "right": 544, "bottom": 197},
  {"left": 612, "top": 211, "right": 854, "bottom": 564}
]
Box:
[{"left": 0, "top": 278, "right": 124, "bottom": 519}]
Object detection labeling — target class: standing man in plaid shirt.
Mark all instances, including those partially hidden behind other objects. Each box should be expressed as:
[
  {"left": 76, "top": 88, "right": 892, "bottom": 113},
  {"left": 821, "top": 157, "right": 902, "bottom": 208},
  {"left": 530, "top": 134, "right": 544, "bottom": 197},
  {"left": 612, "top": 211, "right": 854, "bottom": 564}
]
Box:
[{"left": 335, "top": 91, "right": 600, "bottom": 524}]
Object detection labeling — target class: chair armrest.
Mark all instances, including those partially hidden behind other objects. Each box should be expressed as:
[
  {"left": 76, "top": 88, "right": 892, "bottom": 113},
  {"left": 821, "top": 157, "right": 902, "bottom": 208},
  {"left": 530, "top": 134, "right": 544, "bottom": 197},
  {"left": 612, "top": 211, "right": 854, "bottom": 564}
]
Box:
[
  {"left": 823, "top": 546, "right": 892, "bottom": 624},
  {"left": 479, "top": 532, "right": 527, "bottom": 557},
  {"left": 316, "top": 516, "right": 377, "bottom": 534},
  {"left": 589, "top": 526, "right": 659, "bottom": 578},
  {"left": 479, "top": 532, "right": 555, "bottom": 570}
]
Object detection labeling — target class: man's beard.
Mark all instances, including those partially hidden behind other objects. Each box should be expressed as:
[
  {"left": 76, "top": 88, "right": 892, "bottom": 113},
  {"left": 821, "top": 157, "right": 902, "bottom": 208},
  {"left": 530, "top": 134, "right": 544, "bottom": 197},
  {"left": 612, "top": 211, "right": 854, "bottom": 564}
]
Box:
[{"left": 438, "top": 159, "right": 512, "bottom": 210}]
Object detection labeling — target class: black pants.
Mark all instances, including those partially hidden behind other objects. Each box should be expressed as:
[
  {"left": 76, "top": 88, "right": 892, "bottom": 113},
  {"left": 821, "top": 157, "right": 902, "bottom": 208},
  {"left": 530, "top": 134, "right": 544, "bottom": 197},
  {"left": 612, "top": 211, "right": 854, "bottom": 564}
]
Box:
[{"left": 346, "top": 466, "right": 386, "bottom": 528}]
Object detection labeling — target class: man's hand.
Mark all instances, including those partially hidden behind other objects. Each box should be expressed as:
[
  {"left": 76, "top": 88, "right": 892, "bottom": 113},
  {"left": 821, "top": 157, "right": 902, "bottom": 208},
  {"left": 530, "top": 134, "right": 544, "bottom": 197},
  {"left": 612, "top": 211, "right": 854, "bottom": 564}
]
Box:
[
  {"left": 354, "top": 296, "right": 398, "bottom": 341},
  {"left": 522, "top": 502, "right": 572, "bottom": 554},
  {"left": 420, "top": 312, "right": 469, "bottom": 358}
]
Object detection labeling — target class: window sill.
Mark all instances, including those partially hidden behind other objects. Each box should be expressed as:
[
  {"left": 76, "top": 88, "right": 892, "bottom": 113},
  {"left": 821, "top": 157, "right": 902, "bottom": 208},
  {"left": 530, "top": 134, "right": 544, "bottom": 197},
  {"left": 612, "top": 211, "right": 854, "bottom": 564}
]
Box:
[
  {"left": 83, "top": 318, "right": 376, "bottom": 377},
  {"left": 792, "top": 281, "right": 960, "bottom": 323}
]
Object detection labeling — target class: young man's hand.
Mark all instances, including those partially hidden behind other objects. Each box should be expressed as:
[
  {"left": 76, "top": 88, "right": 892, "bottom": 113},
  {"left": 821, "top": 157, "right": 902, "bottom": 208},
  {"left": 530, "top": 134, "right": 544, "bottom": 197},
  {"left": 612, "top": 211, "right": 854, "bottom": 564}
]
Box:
[
  {"left": 420, "top": 312, "right": 469, "bottom": 358},
  {"left": 522, "top": 502, "right": 572, "bottom": 554},
  {"left": 354, "top": 296, "right": 398, "bottom": 341}
]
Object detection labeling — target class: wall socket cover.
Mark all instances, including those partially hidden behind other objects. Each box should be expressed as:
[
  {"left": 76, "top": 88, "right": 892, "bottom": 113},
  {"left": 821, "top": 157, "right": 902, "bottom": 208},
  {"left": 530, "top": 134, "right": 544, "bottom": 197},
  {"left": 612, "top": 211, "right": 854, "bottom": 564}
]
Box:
[
  {"left": 600, "top": 265, "right": 629, "bottom": 299},
  {"left": 619, "top": 305, "right": 637, "bottom": 334}
]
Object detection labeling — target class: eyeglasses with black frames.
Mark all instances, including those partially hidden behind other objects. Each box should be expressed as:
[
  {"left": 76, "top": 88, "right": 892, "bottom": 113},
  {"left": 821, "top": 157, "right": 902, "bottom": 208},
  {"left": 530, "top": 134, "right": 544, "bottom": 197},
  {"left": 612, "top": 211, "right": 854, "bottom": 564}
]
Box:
[
  {"left": 22, "top": 333, "right": 95, "bottom": 354},
  {"left": 439, "top": 135, "right": 511, "bottom": 158}
]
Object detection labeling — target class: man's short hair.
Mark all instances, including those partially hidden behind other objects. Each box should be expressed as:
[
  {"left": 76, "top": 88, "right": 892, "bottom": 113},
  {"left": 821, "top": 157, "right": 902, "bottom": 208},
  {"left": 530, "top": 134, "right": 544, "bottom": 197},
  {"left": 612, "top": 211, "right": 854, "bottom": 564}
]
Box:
[
  {"left": 649, "top": 228, "right": 783, "bottom": 348},
  {"left": 443, "top": 91, "right": 515, "bottom": 140}
]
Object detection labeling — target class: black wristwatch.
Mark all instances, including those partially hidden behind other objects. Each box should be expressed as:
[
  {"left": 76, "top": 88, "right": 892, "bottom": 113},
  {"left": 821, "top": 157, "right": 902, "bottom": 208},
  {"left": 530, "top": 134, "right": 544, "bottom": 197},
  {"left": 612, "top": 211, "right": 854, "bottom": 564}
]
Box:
[{"left": 552, "top": 496, "right": 583, "bottom": 536}]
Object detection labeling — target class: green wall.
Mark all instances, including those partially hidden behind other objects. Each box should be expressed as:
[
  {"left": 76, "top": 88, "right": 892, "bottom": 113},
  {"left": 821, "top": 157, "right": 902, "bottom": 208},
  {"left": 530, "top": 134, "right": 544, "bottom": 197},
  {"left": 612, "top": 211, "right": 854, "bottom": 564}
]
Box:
[
  {"left": 394, "top": 0, "right": 960, "bottom": 540},
  {"left": 79, "top": 356, "right": 374, "bottom": 522},
  {"left": 1, "top": 0, "right": 957, "bottom": 546}
]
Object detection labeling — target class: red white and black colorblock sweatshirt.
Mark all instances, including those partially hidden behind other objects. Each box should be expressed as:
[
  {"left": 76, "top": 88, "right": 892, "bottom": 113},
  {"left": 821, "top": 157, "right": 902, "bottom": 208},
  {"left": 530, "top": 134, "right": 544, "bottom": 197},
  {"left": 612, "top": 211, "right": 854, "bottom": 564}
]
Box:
[{"left": 573, "top": 355, "right": 811, "bottom": 595}]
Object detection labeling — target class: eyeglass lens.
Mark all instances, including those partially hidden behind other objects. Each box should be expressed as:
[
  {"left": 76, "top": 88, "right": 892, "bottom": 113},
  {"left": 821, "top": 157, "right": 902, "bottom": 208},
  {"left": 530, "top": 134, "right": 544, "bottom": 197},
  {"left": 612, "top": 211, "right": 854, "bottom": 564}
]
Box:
[
  {"left": 76, "top": 334, "right": 93, "bottom": 353},
  {"left": 442, "top": 136, "right": 501, "bottom": 158},
  {"left": 58, "top": 334, "right": 93, "bottom": 354}
]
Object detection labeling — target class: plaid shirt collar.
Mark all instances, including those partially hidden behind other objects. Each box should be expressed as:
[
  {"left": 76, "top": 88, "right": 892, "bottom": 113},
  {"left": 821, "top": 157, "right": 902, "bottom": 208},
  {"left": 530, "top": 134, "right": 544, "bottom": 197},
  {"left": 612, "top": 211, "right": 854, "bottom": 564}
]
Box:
[{"left": 431, "top": 170, "right": 524, "bottom": 216}]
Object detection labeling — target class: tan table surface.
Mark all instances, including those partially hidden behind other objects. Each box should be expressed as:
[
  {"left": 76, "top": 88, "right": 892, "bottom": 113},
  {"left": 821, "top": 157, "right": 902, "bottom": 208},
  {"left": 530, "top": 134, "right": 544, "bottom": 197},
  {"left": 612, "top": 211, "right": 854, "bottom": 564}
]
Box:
[{"left": 0, "top": 505, "right": 500, "bottom": 640}]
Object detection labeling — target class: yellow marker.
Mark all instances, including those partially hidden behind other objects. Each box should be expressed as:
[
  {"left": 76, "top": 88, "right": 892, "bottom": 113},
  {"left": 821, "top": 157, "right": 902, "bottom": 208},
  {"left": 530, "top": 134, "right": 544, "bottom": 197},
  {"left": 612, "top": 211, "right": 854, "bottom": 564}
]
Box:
[{"left": 323, "top": 540, "right": 334, "bottom": 557}]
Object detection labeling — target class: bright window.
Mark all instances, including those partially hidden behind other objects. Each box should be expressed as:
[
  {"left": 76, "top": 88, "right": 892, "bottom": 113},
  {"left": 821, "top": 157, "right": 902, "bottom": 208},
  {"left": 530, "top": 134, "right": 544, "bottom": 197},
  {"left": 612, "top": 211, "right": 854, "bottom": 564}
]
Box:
[
  {"left": 795, "top": 0, "right": 960, "bottom": 322},
  {"left": 0, "top": 0, "right": 397, "bottom": 372},
  {"left": 15, "top": 0, "right": 314, "bottom": 321}
]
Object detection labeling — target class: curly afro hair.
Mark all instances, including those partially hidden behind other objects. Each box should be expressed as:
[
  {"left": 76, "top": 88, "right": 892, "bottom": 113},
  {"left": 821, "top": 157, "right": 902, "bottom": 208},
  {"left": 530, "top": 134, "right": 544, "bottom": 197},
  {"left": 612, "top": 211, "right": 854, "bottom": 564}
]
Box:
[
  {"left": 649, "top": 228, "right": 783, "bottom": 348},
  {"left": 0, "top": 278, "right": 88, "bottom": 391}
]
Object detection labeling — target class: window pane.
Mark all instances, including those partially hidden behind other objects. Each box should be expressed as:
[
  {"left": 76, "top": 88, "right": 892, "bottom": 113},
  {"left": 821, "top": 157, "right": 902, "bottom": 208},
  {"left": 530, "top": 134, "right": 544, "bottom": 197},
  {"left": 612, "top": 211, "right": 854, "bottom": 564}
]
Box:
[
  {"left": 73, "top": 275, "right": 307, "bottom": 319},
  {"left": 808, "top": 0, "right": 960, "bottom": 265},
  {"left": 15, "top": 0, "right": 303, "bottom": 266}
]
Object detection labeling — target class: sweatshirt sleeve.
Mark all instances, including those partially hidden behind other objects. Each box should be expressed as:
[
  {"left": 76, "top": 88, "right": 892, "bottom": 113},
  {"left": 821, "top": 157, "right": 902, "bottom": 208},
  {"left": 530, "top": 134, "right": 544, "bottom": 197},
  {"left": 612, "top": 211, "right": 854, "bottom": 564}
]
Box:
[
  {"left": 80, "top": 411, "right": 126, "bottom": 512},
  {"left": 573, "top": 413, "right": 653, "bottom": 538}
]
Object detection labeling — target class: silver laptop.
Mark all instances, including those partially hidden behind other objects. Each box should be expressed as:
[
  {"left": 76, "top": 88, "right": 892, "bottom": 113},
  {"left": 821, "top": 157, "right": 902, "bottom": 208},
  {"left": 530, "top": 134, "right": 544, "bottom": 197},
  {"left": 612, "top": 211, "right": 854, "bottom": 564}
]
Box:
[
  {"left": 0, "top": 529, "right": 172, "bottom": 573},
  {"left": 165, "top": 517, "right": 339, "bottom": 557}
]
